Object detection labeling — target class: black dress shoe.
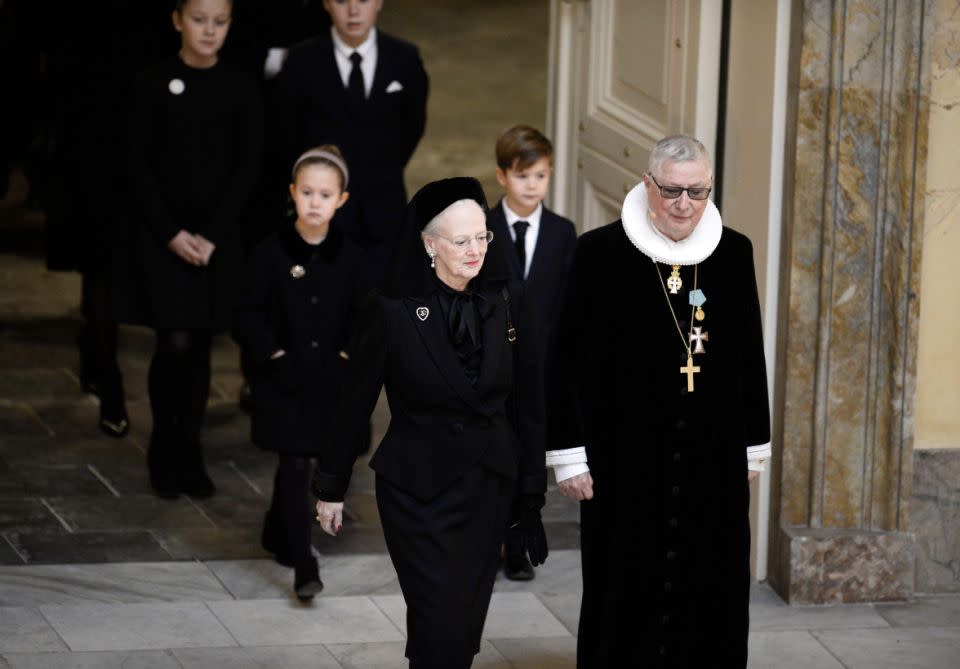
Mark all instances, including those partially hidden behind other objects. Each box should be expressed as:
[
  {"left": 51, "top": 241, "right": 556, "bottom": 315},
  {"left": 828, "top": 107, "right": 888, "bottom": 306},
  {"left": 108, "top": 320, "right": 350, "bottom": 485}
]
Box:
[
  {"left": 504, "top": 552, "right": 535, "bottom": 581},
  {"left": 294, "top": 559, "right": 323, "bottom": 601}
]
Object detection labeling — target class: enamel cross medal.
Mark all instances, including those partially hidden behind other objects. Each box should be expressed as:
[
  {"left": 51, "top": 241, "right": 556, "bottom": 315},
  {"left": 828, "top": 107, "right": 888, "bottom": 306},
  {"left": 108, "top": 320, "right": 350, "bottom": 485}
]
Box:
[{"left": 667, "top": 265, "right": 683, "bottom": 294}]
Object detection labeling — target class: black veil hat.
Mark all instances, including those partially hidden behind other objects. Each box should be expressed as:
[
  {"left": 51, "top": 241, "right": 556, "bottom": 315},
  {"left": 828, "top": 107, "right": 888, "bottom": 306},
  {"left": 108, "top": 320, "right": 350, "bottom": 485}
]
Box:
[{"left": 382, "top": 177, "right": 511, "bottom": 298}]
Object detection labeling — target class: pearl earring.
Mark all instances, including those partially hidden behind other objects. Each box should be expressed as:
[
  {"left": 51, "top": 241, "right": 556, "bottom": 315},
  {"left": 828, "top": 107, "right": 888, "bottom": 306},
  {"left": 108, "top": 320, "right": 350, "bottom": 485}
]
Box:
[{"left": 428, "top": 251, "right": 436, "bottom": 269}]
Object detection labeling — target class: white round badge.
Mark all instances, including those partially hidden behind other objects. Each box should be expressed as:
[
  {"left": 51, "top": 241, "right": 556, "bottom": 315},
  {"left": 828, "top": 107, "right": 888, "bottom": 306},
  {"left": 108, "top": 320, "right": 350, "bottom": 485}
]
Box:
[{"left": 168, "top": 78, "right": 185, "bottom": 95}]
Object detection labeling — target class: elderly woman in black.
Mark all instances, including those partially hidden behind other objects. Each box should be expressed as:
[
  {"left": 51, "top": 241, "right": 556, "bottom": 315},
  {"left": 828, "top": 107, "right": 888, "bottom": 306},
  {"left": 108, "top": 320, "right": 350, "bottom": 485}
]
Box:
[{"left": 312, "top": 177, "right": 548, "bottom": 669}]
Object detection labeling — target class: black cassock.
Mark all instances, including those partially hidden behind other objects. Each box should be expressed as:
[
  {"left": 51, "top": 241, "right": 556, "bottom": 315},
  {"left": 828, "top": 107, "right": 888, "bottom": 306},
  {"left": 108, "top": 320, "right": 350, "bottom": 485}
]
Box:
[{"left": 549, "top": 212, "right": 770, "bottom": 668}]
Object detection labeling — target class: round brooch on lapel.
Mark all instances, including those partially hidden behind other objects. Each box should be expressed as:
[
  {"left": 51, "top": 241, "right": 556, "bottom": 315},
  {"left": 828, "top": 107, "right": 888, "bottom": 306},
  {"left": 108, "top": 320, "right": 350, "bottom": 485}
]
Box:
[
  {"left": 290, "top": 265, "right": 305, "bottom": 279},
  {"left": 168, "top": 78, "right": 185, "bottom": 95}
]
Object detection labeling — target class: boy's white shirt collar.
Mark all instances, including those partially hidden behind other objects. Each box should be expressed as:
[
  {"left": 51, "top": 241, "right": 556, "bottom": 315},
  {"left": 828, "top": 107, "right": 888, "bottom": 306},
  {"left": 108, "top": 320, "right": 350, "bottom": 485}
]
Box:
[
  {"left": 331, "top": 26, "right": 377, "bottom": 60},
  {"left": 501, "top": 200, "right": 542, "bottom": 232},
  {"left": 620, "top": 182, "right": 722, "bottom": 265}
]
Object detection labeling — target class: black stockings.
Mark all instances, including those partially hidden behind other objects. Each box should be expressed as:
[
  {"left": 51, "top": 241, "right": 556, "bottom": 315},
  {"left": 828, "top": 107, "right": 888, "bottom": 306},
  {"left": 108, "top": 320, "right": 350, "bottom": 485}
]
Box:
[
  {"left": 147, "top": 328, "right": 213, "bottom": 495},
  {"left": 79, "top": 274, "right": 125, "bottom": 414},
  {"left": 265, "top": 455, "right": 314, "bottom": 566}
]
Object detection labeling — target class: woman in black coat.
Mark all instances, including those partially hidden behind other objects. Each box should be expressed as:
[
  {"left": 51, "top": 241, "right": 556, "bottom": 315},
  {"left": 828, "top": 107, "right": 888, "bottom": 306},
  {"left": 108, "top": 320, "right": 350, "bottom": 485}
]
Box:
[
  {"left": 234, "top": 145, "right": 368, "bottom": 599},
  {"left": 125, "top": 0, "right": 262, "bottom": 498},
  {"left": 312, "top": 177, "right": 548, "bottom": 669}
]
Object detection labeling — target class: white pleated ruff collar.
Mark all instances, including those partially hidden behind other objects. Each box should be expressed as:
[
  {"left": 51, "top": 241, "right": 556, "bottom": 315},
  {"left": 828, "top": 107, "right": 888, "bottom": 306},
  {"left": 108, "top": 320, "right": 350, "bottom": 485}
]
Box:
[{"left": 620, "top": 182, "right": 723, "bottom": 265}]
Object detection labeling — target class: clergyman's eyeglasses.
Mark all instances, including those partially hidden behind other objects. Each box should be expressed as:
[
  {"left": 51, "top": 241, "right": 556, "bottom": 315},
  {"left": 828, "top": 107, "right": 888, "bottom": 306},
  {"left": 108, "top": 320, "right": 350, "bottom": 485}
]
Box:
[{"left": 647, "top": 174, "right": 712, "bottom": 201}]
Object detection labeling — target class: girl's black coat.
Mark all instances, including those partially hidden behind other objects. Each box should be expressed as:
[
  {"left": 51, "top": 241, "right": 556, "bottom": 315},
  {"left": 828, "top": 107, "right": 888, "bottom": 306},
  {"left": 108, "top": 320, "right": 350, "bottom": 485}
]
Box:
[{"left": 233, "top": 225, "right": 370, "bottom": 455}]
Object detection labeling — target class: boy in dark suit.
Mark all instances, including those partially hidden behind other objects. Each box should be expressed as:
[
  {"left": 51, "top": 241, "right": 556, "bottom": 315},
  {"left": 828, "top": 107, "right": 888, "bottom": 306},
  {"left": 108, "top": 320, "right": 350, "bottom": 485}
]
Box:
[
  {"left": 269, "top": 0, "right": 428, "bottom": 287},
  {"left": 488, "top": 125, "right": 577, "bottom": 580}
]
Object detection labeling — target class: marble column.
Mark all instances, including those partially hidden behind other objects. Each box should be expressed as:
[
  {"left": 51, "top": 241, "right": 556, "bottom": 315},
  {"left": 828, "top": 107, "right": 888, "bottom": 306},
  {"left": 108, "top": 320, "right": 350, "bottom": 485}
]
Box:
[{"left": 770, "top": 0, "right": 933, "bottom": 604}]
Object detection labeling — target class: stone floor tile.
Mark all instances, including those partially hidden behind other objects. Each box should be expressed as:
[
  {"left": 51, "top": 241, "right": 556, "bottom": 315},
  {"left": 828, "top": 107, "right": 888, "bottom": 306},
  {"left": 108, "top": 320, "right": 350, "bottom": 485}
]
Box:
[
  {"left": 0, "top": 562, "right": 232, "bottom": 606},
  {"left": 39, "top": 601, "right": 236, "bottom": 651},
  {"left": 0, "top": 500, "right": 63, "bottom": 533},
  {"left": 0, "top": 607, "right": 67, "bottom": 652},
  {"left": 490, "top": 637, "right": 577, "bottom": 668},
  {"left": 0, "top": 405, "right": 48, "bottom": 439},
  {"left": 0, "top": 538, "right": 23, "bottom": 566},
  {"left": 5, "top": 530, "right": 172, "bottom": 564},
  {"left": 206, "top": 596, "right": 404, "bottom": 646},
  {"left": 372, "top": 592, "right": 570, "bottom": 640},
  {"left": 311, "top": 526, "right": 389, "bottom": 554},
  {"left": 325, "top": 640, "right": 509, "bottom": 669},
  {"left": 206, "top": 555, "right": 401, "bottom": 601},
  {"left": 0, "top": 463, "right": 113, "bottom": 497},
  {"left": 28, "top": 402, "right": 102, "bottom": 441},
  {"left": 746, "top": 631, "right": 845, "bottom": 669},
  {"left": 875, "top": 595, "right": 960, "bottom": 628},
  {"left": 0, "top": 369, "right": 78, "bottom": 401},
  {"left": 813, "top": 626, "right": 960, "bottom": 669},
  {"left": 541, "top": 522, "right": 582, "bottom": 551},
  {"left": 151, "top": 527, "right": 268, "bottom": 561},
  {"left": 173, "top": 645, "right": 342, "bottom": 669},
  {"left": 536, "top": 592, "right": 581, "bottom": 636},
  {"left": 44, "top": 495, "right": 215, "bottom": 531},
  {"left": 749, "top": 600, "right": 890, "bottom": 632},
  {"left": 3, "top": 650, "right": 182, "bottom": 669}
]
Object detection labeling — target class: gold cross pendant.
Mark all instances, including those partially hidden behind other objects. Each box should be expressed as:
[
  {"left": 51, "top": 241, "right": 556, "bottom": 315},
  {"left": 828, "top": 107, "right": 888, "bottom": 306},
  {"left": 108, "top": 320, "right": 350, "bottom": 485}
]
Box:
[
  {"left": 667, "top": 265, "right": 683, "bottom": 294},
  {"left": 680, "top": 355, "right": 700, "bottom": 392}
]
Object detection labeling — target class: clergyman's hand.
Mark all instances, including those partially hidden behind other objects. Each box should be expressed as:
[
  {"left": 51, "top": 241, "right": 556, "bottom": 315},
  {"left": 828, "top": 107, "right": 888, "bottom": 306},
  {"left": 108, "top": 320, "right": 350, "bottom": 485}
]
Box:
[
  {"left": 558, "top": 471, "right": 594, "bottom": 501},
  {"left": 315, "top": 500, "right": 343, "bottom": 536},
  {"left": 167, "top": 230, "right": 205, "bottom": 266}
]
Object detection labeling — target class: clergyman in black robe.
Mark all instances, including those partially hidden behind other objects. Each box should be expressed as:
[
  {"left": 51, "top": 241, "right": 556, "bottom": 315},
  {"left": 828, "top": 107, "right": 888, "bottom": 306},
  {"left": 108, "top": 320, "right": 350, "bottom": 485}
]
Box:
[{"left": 547, "top": 134, "right": 772, "bottom": 668}]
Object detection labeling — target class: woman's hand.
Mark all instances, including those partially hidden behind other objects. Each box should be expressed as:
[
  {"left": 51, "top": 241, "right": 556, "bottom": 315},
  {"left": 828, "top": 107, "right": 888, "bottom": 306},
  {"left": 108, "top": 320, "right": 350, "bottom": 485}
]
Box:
[
  {"left": 315, "top": 500, "right": 343, "bottom": 536},
  {"left": 194, "top": 234, "right": 216, "bottom": 265},
  {"left": 558, "top": 471, "right": 594, "bottom": 501},
  {"left": 167, "top": 230, "right": 206, "bottom": 266}
]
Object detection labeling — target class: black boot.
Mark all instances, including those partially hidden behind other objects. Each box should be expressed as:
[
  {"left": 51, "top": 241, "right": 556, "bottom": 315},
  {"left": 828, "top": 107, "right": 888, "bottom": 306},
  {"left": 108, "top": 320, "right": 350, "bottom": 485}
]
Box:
[
  {"left": 293, "top": 556, "right": 323, "bottom": 601},
  {"left": 179, "top": 442, "right": 215, "bottom": 498}
]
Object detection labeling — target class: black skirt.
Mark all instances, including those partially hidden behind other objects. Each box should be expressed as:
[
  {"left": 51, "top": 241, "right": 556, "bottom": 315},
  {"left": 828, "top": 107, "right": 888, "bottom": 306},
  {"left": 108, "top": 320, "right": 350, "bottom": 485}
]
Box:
[{"left": 376, "top": 465, "right": 512, "bottom": 669}]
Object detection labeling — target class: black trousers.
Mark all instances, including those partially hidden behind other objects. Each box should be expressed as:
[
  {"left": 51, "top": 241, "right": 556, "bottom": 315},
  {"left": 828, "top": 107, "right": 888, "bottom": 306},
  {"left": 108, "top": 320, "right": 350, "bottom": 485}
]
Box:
[{"left": 376, "top": 466, "right": 512, "bottom": 669}]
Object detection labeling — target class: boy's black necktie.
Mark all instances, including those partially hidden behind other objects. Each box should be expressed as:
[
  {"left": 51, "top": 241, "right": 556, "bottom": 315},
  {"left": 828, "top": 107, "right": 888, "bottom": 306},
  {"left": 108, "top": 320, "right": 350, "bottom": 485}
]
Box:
[
  {"left": 512, "top": 220, "right": 529, "bottom": 275},
  {"left": 348, "top": 52, "right": 365, "bottom": 107}
]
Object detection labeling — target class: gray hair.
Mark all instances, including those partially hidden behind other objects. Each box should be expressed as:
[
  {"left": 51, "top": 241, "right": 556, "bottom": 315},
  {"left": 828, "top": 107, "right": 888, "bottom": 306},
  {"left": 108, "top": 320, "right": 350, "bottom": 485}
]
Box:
[
  {"left": 421, "top": 199, "right": 482, "bottom": 237},
  {"left": 648, "top": 135, "right": 712, "bottom": 177}
]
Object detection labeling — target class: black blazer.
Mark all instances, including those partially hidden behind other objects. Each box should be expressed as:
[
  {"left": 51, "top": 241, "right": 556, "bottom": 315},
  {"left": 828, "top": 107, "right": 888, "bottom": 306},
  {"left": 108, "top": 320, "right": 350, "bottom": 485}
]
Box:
[
  {"left": 486, "top": 201, "right": 577, "bottom": 341},
  {"left": 311, "top": 282, "right": 546, "bottom": 503},
  {"left": 233, "top": 225, "right": 370, "bottom": 455},
  {"left": 269, "top": 31, "right": 429, "bottom": 248}
]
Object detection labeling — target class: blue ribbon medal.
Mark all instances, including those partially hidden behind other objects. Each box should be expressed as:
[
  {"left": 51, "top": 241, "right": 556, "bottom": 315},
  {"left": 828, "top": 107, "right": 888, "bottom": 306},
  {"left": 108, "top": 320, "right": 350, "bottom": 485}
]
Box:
[{"left": 689, "top": 289, "right": 707, "bottom": 321}]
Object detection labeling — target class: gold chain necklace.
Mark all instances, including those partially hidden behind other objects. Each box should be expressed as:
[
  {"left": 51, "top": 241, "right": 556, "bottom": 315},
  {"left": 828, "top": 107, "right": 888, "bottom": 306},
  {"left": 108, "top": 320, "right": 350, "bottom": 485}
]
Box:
[{"left": 653, "top": 260, "right": 701, "bottom": 392}]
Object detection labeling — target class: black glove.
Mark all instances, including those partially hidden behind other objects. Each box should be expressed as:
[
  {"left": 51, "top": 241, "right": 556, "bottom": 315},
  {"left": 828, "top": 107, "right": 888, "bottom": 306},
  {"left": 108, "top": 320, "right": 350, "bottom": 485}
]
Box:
[{"left": 511, "top": 494, "right": 548, "bottom": 567}]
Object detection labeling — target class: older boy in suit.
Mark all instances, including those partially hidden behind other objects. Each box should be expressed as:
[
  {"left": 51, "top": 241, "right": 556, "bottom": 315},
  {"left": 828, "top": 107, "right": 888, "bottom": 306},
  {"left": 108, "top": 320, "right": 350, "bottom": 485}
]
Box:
[
  {"left": 488, "top": 125, "right": 577, "bottom": 580},
  {"left": 270, "top": 0, "right": 428, "bottom": 287}
]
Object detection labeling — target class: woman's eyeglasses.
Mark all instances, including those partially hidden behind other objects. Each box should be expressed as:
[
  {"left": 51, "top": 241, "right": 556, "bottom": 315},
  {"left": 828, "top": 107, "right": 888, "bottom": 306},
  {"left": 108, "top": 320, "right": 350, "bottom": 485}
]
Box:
[
  {"left": 647, "top": 174, "right": 712, "bottom": 201},
  {"left": 439, "top": 231, "right": 495, "bottom": 248}
]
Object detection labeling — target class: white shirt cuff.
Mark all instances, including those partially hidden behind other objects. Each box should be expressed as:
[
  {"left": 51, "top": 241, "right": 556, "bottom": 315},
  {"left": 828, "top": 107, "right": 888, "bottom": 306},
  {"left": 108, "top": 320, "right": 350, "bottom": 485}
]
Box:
[
  {"left": 747, "top": 443, "right": 772, "bottom": 472},
  {"left": 546, "top": 447, "right": 589, "bottom": 483}
]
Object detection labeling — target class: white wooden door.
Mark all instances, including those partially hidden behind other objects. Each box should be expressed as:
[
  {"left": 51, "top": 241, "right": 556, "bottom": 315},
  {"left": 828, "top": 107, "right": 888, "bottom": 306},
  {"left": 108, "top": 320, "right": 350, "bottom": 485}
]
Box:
[{"left": 547, "top": 0, "right": 722, "bottom": 231}]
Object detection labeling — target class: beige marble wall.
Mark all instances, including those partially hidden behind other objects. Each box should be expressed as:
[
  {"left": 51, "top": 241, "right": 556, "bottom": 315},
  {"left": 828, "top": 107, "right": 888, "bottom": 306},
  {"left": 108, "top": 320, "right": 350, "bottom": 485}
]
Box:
[
  {"left": 915, "top": 0, "right": 960, "bottom": 452},
  {"left": 771, "top": 0, "right": 933, "bottom": 600}
]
